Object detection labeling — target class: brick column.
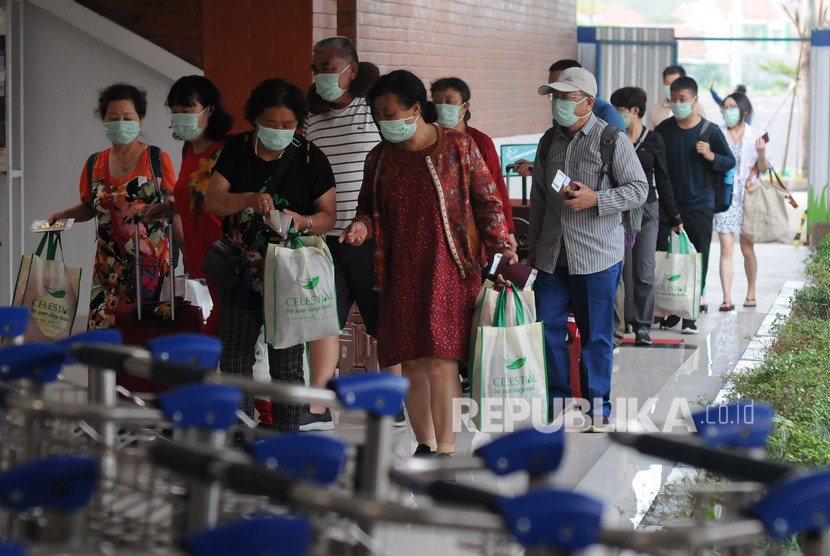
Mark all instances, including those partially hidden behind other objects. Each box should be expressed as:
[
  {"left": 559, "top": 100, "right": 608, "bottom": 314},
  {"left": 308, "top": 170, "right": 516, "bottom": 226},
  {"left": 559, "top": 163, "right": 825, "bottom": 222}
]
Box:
[{"left": 203, "top": 1, "right": 316, "bottom": 131}]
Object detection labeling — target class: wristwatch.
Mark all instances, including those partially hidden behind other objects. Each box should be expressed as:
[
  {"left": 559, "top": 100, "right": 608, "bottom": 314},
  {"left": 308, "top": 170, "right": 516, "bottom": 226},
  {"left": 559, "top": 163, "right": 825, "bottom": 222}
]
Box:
[{"left": 303, "top": 216, "right": 311, "bottom": 234}]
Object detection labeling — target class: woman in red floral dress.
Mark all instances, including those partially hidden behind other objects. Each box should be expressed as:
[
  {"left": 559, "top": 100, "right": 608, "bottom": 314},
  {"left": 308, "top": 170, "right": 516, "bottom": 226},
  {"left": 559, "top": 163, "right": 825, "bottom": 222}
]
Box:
[{"left": 341, "top": 70, "right": 517, "bottom": 457}]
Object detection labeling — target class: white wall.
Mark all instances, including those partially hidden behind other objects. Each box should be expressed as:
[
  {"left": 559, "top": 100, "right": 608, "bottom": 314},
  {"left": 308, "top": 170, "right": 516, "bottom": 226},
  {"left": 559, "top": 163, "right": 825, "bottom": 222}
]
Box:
[{"left": 2, "top": 1, "right": 199, "bottom": 331}]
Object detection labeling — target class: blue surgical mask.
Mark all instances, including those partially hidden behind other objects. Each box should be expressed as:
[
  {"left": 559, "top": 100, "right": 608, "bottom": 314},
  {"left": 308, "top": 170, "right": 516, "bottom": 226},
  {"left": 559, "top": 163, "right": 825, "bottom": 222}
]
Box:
[
  {"left": 552, "top": 97, "right": 588, "bottom": 128},
  {"left": 435, "top": 103, "right": 465, "bottom": 128},
  {"left": 670, "top": 101, "right": 693, "bottom": 121},
  {"left": 378, "top": 113, "right": 420, "bottom": 143},
  {"left": 257, "top": 123, "right": 296, "bottom": 152},
  {"left": 617, "top": 110, "right": 631, "bottom": 129},
  {"left": 104, "top": 120, "right": 141, "bottom": 145},
  {"left": 314, "top": 65, "right": 350, "bottom": 102},
  {"left": 171, "top": 107, "right": 209, "bottom": 142},
  {"left": 722, "top": 107, "right": 741, "bottom": 128}
]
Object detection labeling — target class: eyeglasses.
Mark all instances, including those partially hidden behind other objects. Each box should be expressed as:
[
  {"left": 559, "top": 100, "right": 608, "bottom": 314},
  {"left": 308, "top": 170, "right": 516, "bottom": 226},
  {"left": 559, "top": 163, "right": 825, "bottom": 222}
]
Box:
[{"left": 548, "top": 92, "right": 587, "bottom": 102}]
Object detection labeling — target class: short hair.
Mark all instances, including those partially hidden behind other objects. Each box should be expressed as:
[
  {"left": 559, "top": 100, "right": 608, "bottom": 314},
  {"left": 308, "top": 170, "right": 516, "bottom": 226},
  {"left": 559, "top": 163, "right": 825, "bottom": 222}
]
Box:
[
  {"left": 549, "top": 59, "right": 582, "bottom": 73},
  {"left": 609, "top": 87, "right": 647, "bottom": 118},
  {"left": 313, "top": 36, "right": 359, "bottom": 64},
  {"left": 722, "top": 91, "right": 753, "bottom": 123},
  {"left": 166, "top": 75, "right": 234, "bottom": 141},
  {"left": 244, "top": 78, "right": 307, "bottom": 128},
  {"left": 96, "top": 83, "right": 147, "bottom": 120},
  {"left": 670, "top": 76, "right": 698, "bottom": 97},
  {"left": 430, "top": 77, "right": 472, "bottom": 123},
  {"left": 662, "top": 65, "right": 686, "bottom": 79},
  {"left": 367, "top": 69, "right": 438, "bottom": 124}
]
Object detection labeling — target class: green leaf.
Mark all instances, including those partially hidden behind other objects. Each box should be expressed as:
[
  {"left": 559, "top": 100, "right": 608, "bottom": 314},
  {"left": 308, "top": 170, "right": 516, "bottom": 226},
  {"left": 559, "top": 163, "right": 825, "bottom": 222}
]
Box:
[
  {"left": 45, "top": 286, "right": 66, "bottom": 299},
  {"left": 505, "top": 356, "right": 527, "bottom": 370},
  {"left": 297, "top": 276, "right": 319, "bottom": 290},
  {"left": 667, "top": 274, "right": 681, "bottom": 282}
]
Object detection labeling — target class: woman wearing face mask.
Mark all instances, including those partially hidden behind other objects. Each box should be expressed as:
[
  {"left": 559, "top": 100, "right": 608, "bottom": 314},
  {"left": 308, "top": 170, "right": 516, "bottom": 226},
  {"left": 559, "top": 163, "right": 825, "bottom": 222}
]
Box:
[
  {"left": 49, "top": 83, "right": 176, "bottom": 329},
  {"left": 610, "top": 87, "right": 682, "bottom": 345},
  {"left": 144, "top": 75, "right": 234, "bottom": 337},
  {"left": 341, "top": 70, "right": 516, "bottom": 458},
  {"left": 204, "top": 78, "right": 336, "bottom": 430},
  {"left": 430, "top": 77, "right": 517, "bottom": 251},
  {"left": 713, "top": 92, "right": 768, "bottom": 311}
]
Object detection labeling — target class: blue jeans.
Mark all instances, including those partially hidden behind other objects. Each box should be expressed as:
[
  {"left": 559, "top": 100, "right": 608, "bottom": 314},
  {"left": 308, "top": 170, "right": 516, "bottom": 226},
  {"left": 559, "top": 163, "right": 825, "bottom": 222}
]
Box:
[{"left": 535, "top": 262, "right": 622, "bottom": 417}]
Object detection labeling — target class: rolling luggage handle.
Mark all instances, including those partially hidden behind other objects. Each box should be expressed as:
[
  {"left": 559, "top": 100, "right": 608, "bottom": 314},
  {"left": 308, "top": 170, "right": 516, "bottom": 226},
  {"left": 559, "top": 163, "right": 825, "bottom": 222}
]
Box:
[{"left": 133, "top": 212, "right": 175, "bottom": 321}]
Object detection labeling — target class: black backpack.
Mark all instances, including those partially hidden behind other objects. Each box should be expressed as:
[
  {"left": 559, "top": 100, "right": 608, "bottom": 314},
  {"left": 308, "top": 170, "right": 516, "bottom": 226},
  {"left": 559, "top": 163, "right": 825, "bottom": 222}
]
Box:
[
  {"left": 86, "top": 145, "right": 164, "bottom": 196},
  {"left": 698, "top": 120, "right": 734, "bottom": 213},
  {"left": 537, "top": 123, "right": 644, "bottom": 234}
]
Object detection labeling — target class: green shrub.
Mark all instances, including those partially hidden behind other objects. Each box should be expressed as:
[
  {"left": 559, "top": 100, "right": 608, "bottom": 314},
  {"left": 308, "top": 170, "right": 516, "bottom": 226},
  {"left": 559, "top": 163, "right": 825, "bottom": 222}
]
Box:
[
  {"left": 768, "top": 316, "right": 830, "bottom": 356},
  {"left": 790, "top": 285, "right": 830, "bottom": 319}
]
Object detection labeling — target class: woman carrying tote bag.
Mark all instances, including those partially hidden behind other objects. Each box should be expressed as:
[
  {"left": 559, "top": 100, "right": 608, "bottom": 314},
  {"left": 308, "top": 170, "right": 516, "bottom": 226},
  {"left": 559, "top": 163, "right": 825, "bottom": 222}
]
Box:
[{"left": 713, "top": 92, "right": 769, "bottom": 311}]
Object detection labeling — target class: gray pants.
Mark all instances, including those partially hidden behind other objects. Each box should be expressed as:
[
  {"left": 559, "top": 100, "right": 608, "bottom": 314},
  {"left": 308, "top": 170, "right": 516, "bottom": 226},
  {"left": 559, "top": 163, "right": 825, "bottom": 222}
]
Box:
[{"left": 624, "top": 199, "right": 660, "bottom": 331}]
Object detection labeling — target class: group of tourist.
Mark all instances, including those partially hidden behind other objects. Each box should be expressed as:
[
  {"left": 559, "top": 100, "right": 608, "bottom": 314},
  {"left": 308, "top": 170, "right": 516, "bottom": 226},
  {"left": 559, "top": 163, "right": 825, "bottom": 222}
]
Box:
[{"left": 49, "top": 35, "right": 767, "bottom": 447}]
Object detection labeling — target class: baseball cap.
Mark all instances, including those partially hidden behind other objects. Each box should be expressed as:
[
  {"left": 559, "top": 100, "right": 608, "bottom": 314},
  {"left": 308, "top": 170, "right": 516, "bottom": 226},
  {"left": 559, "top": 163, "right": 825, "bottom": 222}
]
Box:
[{"left": 538, "top": 67, "right": 598, "bottom": 98}]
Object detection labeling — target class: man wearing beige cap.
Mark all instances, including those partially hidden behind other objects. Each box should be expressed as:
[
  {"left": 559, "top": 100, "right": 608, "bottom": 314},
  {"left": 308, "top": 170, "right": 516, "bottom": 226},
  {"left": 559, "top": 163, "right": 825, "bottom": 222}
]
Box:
[{"left": 528, "top": 67, "right": 648, "bottom": 431}]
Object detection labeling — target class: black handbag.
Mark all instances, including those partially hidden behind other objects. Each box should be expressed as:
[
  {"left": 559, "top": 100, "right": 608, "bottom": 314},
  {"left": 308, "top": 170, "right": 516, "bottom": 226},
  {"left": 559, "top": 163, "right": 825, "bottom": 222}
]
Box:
[{"left": 201, "top": 237, "right": 244, "bottom": 289}]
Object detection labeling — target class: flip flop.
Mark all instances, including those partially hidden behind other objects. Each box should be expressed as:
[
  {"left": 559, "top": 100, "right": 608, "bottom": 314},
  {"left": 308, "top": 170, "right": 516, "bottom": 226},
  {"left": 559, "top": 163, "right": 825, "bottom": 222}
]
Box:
[
  {"left": 743, "top": 298, "right": 757, "bottom": 307},
  {"left": 719, "top": 302, "right": 735, "bottom": 312}
]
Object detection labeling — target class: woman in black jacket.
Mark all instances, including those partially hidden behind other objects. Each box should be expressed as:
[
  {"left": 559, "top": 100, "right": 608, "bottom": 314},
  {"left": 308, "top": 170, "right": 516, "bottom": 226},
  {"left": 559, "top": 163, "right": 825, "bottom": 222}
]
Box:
[{"left": 610, "top": 86, "right": 683, "bottom": 345}]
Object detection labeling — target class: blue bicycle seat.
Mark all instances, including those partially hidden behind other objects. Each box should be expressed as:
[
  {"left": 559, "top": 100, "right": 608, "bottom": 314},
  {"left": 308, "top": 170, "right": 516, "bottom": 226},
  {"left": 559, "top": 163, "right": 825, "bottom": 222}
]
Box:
[
  {"left": 691, "top": 402, "right": 774, "bottom": 449},
  {"left": 753, "top": 469, "right": 830, "bottom": 539},
  {"left": 158, "top": 384, "right": 242, "bottom": 431},
  {"left": 499, "top": 489, "right": 603, "bottom": 551},
  {"left": 184, "top": 515, "right": 310, "bottom": 556},
  {"left": 0, "top": 343, "right": 65, "bottom": 383},
  {"left": 251, "top": 434, "right": 347, "bottom": 485},
  {"left": 0, "top": 456, "right": 97, "bottom": 511},
  {"left": 0, "top": 307, "right": 29, "bottom": 339},
  {"left": 328, "top": 373, "right": 408, "bottom": 417},
  {"left": 55, "top": 329, "right": 122, "bottom": 364},
  {"left": 475, "top": 427, "right": 565, "bottom": 476},
  {"left": 146, "top": 334, "right": 222, "bottom": 370}
]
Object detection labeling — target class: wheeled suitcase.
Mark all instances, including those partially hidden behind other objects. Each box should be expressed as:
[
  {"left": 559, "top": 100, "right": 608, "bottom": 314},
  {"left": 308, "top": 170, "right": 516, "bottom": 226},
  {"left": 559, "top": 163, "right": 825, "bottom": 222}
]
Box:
[{"left": 114, "top": 213, "right": 205, "bottom": 393}]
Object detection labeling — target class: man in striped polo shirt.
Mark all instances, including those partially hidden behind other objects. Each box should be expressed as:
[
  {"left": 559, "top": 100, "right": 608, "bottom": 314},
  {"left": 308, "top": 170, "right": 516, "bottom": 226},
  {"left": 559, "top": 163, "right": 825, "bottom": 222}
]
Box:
[
  {"left": 528, "top": 68, "right": 648, "bottom": 430},
  {"left": 302, "top": 36, "right": 384, "bottom": 430}
]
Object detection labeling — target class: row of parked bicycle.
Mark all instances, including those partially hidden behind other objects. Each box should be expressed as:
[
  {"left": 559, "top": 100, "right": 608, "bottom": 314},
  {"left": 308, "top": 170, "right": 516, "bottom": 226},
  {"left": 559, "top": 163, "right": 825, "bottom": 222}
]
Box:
[{"left": 0, "top": 305, "right": 827, "bottom": 555}]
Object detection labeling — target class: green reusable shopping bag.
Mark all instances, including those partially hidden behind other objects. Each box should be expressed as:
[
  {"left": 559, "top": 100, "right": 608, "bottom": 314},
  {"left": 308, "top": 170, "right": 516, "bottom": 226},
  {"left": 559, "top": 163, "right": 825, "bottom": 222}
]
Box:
[
  {"left": 262, "top": 235, "right": 340, "bottom": 349},
  {"left": 12, "top": 232, "right": 82, "bottom": 341},
  {"left": 470, "top": 287, "right": 548, "bottom": 432}
]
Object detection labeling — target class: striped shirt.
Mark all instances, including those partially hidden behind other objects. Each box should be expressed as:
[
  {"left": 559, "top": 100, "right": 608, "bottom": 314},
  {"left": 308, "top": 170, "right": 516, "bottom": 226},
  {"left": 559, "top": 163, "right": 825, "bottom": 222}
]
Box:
[
  {"left": 528, "top": 114, "right": 648, "bottom": 275},
  {"left": 306, "top": 97, "right": 381, "bottom": 235}
]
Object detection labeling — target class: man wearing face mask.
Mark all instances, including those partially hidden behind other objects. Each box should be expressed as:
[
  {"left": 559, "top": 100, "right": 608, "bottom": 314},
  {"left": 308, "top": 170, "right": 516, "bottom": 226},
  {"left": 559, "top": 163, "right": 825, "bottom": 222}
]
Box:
[
  {"left": 303, "top": 36, "right": 396, "bottom": 431},
  {"left": 513, "top": 59, "right": 625, "bottom": 178},
  {"left": 647, "top": 65, "right": 707, "bottom": 130},
  {"left": 528, "top": 68, "right": 648, "bottom": 431},
  {"left": 654, "top": 76, "right": 735, "bottom": 334}
]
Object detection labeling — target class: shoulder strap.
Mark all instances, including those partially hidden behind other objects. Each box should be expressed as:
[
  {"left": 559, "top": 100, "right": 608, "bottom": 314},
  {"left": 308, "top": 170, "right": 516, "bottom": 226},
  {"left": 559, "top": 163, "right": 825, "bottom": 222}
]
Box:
[
  {"left": 599, "top": 124, "right": 620, "bottom": 187},
  {"left": 262, "top": 137, "right": 302, "bottom": 195},
  {"left": 85, "top": 152, "right": 99, "bottom": 192},
  {"left": 537, "top": 124, "right": 559, "bottom": 167},
  {"left": 698, "top": 120, "right": 712, "bottom": 143},
  {"left": 181, "top": 141, "right": 189, "bottom": 160},
  {"left": 148, "top": 145, "right": 163, "bottom": 195},
  {"left": 633, "top": 127, "right": 649, "bottom": 150}
]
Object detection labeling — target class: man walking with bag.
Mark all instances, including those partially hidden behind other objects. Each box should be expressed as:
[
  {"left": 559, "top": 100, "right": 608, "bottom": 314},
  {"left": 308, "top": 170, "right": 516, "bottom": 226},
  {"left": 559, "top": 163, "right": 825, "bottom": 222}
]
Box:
[
  {"left": 528, "top": 68, "right": 648, "bottom": 430},
  {"left": 655, "top": 76, "right": 735, "bottom": 334}
]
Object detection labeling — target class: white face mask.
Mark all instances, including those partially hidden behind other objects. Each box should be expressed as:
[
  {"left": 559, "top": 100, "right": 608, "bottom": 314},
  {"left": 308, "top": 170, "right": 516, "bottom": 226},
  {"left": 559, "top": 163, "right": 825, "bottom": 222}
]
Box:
[
  {"left": 435, "top": 103, "right": 466, "bottom": 128},
  {"left": 171, "top": 106, "right": 209, "bottom": 142}
]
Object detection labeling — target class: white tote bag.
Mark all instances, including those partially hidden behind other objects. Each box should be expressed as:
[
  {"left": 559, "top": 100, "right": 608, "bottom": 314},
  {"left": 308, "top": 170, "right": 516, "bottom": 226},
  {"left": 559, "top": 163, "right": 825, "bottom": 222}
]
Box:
[
  {"left": 12, "top": 233, "right": 81, "bottom": 342},
  {"left": 263, "top": 235, "right": 340, "bottom": 349},
  {"left": 653, "top": 231, "right": 702, "bottom": 320},
  {"left": 471, "top": 287, "right": 548, "bottom": 432}
]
